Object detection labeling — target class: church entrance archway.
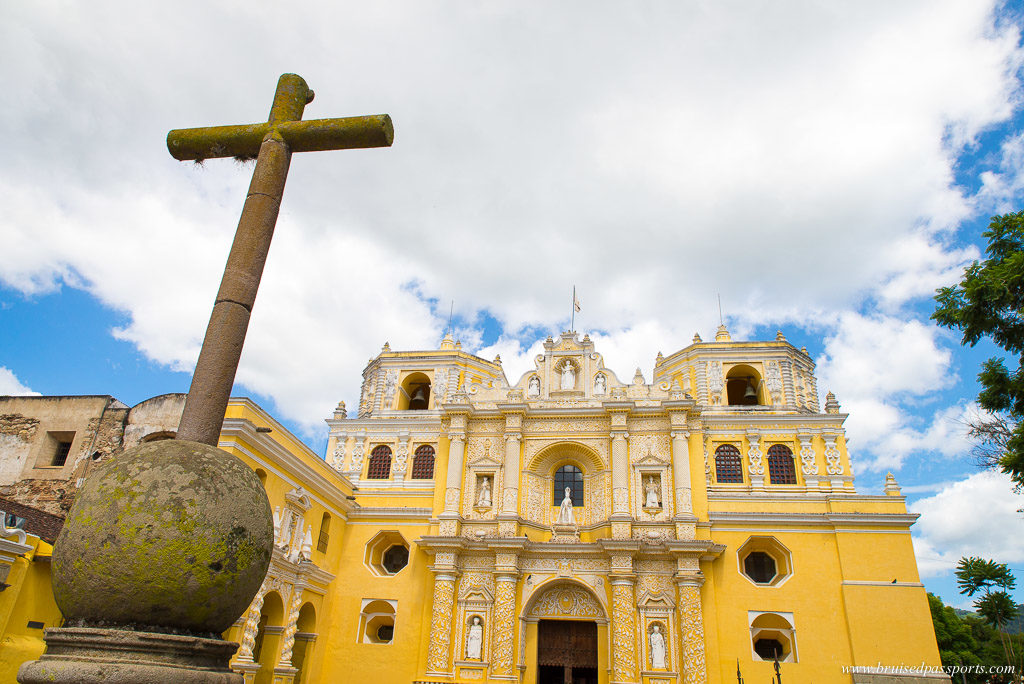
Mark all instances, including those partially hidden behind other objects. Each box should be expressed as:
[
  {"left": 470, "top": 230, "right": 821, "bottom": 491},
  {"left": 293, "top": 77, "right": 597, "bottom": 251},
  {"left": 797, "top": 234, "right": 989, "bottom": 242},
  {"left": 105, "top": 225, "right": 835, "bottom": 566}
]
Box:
[{"left": 537, "top": 619, "right": 598, "bottom": 684}]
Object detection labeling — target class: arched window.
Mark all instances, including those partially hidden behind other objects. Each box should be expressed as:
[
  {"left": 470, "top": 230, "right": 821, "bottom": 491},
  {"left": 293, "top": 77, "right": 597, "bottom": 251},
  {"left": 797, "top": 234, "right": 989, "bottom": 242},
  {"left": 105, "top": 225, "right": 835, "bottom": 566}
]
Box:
[
  {"left": 367, "top": 445, "right": 392, "bottom": 479},
  {"left": 553, "top": 464, "right": 584, "bottom": 506},
  {"left": 411, "top": 445, "right": 435, "bottom": 479},
  {"left": 317, "top": 512, "right": 331, "bottom": 553},
  {"left": 767, "top": 444, "right": 796, "bottom": 484},
  {"left": 715, "top": 445, "right": 744, "bottom": 483}
]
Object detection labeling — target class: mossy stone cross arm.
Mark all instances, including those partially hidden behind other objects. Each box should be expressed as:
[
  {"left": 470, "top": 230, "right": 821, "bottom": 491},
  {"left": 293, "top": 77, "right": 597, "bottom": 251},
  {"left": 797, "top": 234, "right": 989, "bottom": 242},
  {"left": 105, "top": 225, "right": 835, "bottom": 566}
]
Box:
[{"left": 167, "top": 73, "right": 393, "bottom": 446}]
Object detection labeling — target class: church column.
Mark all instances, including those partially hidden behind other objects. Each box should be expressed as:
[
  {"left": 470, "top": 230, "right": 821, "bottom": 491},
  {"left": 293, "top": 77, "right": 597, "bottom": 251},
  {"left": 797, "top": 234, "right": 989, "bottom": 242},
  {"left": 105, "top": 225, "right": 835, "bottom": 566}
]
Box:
[
  {"left": 275, "top": 580, "right": 307, "bottom": 682},
  {"left": 611, "top": 431, "right": 629, "bottom": 515},
  {"left": 671, "top": 430, "right": 692, "bottom": 516},
  {"left": 426, "top": 552, "right": 460, "bottom": 677},
  {"left": 676, "top": 576, "right": 708, "bottom": 684},
  {"left": 444, "top": 431, "right": 466, "bottom": 513},
  {"left": 610, "top": 575, "right": 638, "bottom": 684},
  {"left": 501, "top": 429, "right": 521, "bottom": 516},
  {"left": 490, "top": 552, "right": 520, "bottom": 679},
  {"left": 232, "top": 578, "right": 268, "bottom": 682}
]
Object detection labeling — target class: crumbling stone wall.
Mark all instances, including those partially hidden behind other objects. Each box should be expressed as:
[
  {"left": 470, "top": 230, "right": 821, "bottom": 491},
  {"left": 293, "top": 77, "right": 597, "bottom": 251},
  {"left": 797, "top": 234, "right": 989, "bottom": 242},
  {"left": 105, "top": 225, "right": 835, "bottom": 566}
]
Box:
[
  {"left": 0, "top": 478, "right": 74, "bottom": 516},
  {"left": 0, "top": 414, "right": 40, "bottom": 485}
]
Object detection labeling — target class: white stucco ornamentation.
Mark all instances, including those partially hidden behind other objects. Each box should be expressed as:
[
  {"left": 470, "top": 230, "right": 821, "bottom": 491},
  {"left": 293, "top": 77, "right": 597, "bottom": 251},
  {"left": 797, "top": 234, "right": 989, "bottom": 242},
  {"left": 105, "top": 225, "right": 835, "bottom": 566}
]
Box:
[
  {"left": 799, "top": 436, "right": 818, "bottom": 475},
  {"left": 747, "top": 435, "right": 764, "bottom": 475},
  {"left": 766, "top": 360, "right": 784, "bottom": 403},
  {"left": 825, "top": 436, "right": 843, "bottom": 475},
  {"left": 707, "top": 362, "right": 724, "bottom": 404}
]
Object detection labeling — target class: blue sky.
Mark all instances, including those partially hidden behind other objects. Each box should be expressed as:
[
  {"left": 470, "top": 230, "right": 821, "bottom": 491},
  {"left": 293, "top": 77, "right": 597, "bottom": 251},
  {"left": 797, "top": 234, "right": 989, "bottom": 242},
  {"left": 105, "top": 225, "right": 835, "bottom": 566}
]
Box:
[{"left": 1, "top": 1, "right": 1023, "bottom": 610}]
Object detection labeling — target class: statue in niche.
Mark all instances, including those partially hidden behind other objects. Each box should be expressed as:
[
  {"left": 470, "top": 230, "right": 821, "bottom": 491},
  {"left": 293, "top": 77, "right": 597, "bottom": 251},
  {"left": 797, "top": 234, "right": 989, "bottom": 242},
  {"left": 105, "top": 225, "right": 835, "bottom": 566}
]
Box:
[
  {"left": 594, "top": 373, "right": 606, "bottom": 395},
  {"left": 528, "top": 375, "right": 541, "bottom": 397},
  {"left": 649, "top": 624, "right": 666, "bottom": 668},
  {"left": 560, "top": 362, "right": 576, "bottom": 390},
  {"left": 556, "top": 486, "right": 576, "bottom": 525},
  {"left": 466, "top": 616, "right": 483, "bottom": 659},
  {"left": 644, "top": 476, "right": 661, "bottom": 508},
  {"left": 477, "top": 477, "right": 492, "bottom": 507}
]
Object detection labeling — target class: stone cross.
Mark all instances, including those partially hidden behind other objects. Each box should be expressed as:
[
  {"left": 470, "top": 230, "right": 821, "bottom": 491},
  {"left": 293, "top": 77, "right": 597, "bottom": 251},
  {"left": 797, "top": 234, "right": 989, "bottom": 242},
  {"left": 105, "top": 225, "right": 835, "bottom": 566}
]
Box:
[{"left": 167, "top": 73, "right": 393, "bottom": 445}]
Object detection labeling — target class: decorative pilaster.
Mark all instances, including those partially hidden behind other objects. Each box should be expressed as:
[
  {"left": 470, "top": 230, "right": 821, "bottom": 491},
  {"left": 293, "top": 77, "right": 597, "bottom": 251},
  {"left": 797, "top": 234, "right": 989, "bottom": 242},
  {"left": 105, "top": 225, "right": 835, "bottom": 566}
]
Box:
[
  {"left": 746, "top": 431, "right": 764, "bottom": 489},
  {"left": 501, "top": 431, "right": 521, "bottom": 516},
  {"left": 611, "top": 577, "right": 638, "bottom": 683},
  {"left": 676, "top": 580, "right": 707, "bottom": 684},
  {"left": 490, "top": 569, "right": 518, "bottom": 678},
  {"left": 426, "top": 572, "right": 458, "bottom": 675},
  {"left": 444, "top": 432, "right": 466, "bottom": 514},
  {"left": 611, "top": 431, "right": 629, "bottom": 514}
]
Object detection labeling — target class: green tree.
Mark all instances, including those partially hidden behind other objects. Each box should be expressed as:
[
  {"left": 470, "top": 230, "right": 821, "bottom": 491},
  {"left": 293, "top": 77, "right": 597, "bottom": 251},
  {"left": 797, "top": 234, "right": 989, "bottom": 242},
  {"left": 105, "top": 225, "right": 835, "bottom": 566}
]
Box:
[
  {"left": 933, "top": 210, "right": 1024, "bottom": 489},
  {"left": 955, "top": 557, "right": 1020, "bottom": 673}
]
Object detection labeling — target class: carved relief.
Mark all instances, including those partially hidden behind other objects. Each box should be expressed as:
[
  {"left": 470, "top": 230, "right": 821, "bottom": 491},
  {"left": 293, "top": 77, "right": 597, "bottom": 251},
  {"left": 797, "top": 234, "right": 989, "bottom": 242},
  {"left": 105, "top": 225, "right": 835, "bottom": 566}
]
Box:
[
  {"left": 382, "top": 369, "right": 399, "bottom": 409},
  {"left": 467, "top": 421, "right": 503, "bottom": 435},
  {"left": 434, "top": 367, "right": 449, "bottom": 404},
  {"left": 627, "top": 418, "right": 670, "bottom": 434},
  {"left": 529, "top": 585, "right": 602, "bottom": 618},
  {"left": 706, "top": 362, "right": 724, "bottom": 404},
  {"left": 235, "top": 580, "right": 268, "bottom": 662},
  {"left": 526, "top": 418, "right": 608, "bottom": 433},
  {"left": 445, "top": 487, "right": 461, "bottom": 511},
  {"left": 678, "top": 585, "right": 707, "bottom": 684},
  {"left": 636, "top": 560, "right": 674, "bottom": 574},
  {"left": 799, "top": 436, "right": 818, "bottom": 475},
  {"left": 765, "top": 360, "right": 784, "bottom": 403},
  {"left": 525, "top": 474, "right": 545, "bottom": 523},
  {"left": 459, "top": 572, "right": 496, "bottom": 598},
  {"left": 490, "top": 580, "right": 516, "bottom": 675},
  {"left": 350, "top": 441, "right": 365, "bottom": 473},
  {"left": 427, "top": 577, "right": 457, "bottom": 673},
  {"left": 825, "top": 436, "right": 843, "bottom": 475},
  {"left": 394, "top": 441, "right": 409, "bottom": 475},
  {"left": 747, "top": 435, "right": 764, "bottom": 475},
  {"left": 611, "top": 583, "right": 637, "bottom": 681}
]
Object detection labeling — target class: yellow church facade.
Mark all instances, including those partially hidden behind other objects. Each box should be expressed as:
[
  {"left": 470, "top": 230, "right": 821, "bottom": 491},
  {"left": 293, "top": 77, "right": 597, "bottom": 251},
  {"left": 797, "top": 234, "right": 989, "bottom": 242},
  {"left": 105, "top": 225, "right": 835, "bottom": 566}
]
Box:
[{"left": 0, "top": 327, "right": 945, "bottom": 683}]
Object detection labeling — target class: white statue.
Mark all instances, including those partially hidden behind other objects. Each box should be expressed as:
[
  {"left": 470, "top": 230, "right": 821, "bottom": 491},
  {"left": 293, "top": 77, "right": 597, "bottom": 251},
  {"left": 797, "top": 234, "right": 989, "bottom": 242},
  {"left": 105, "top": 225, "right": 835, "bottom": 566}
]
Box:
[
  {"left": 528, "top": 375, "right": 541, "bottom": 397},
  {"left": 650, "top": 624, "right": 666, "bottom": 668},
  {"left": 594, "top": 373, "right": 606, "bottom": 395},
  {"left": 644, "top": 477, "right": 661, "bottom": 508},
  {"left": 556, "top": 486, "right": 575, "bottom": 525},
  {"left": 477, "top": 477, "right": 492, "bottom": 507},
  {"left": 466, "top": 616, "right": 483, "bottom": 659},
  {"left": 560, "top": 362, "right": 576, "bottom": 390}
]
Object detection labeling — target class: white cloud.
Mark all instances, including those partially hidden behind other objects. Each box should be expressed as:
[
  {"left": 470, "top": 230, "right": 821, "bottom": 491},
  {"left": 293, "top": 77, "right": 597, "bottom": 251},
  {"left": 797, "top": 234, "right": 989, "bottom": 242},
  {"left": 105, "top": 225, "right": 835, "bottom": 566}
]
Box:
[
  {"left": 0, "top": 1, "right": 1021, "bottom": 431},
  {"left": 910, "top": 471, "right": 1024, "bottom": 578},
  {"left": 978, "top": 132, "right": 1024, "bottom": 212},
  {"left": 0, "top": 367, "right": 40, "bottom": 396}
]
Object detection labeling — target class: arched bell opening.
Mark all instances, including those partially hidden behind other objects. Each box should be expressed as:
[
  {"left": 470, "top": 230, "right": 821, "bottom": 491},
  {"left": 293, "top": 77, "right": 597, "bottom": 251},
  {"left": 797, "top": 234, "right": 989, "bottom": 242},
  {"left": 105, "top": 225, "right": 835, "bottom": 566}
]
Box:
[
  {"left": 726, "top": 364, "right": 765, "bottom": 406},
  {"left": 397, "top": 372, "right": 432, "bottom": 410}
]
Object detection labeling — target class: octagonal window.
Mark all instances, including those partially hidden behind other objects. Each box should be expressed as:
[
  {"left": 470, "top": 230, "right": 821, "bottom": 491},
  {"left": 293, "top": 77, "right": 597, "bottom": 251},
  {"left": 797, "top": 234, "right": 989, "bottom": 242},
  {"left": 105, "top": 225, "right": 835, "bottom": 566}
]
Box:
[
  {"left": 743, "top": 551, "right": 777, "bottom": 584},
  {"left": 382, "top": 545, "right": 409, "bottom": 574},
  {"left": 737, "top": 536, "right": 792, "bottom": 587},
  {"left": 364, "top": 531, "right": 411, "bottom": 577}
]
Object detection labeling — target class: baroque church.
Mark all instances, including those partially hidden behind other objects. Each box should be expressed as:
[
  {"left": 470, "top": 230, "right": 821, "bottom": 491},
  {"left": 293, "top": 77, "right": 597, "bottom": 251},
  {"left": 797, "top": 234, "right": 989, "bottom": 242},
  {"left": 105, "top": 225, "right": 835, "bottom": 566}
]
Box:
[{"left": 0, "top": 327, "right": 946, "bottom": 684}]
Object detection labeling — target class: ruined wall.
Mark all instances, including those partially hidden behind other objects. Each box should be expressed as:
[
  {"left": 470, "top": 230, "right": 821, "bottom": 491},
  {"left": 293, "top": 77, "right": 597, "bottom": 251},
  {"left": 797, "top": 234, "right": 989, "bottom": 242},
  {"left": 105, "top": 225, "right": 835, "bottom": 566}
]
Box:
[{"left": 0, "top": 414, "right": 40, "bottom": 485}]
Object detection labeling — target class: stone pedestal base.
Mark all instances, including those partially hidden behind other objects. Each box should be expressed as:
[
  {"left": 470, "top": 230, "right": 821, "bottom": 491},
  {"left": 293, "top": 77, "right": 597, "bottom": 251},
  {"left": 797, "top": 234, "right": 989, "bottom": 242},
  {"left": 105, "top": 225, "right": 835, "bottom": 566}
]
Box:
[{"left": 18, "top": 627, "right": 242, "bottom": 684}]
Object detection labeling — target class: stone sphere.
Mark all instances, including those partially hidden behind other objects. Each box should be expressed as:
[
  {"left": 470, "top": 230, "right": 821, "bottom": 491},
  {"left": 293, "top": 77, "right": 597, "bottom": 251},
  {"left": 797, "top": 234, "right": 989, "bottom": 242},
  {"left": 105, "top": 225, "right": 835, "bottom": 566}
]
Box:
[{"left": 52, "top": 439, "right": 274, "bottom": 636}]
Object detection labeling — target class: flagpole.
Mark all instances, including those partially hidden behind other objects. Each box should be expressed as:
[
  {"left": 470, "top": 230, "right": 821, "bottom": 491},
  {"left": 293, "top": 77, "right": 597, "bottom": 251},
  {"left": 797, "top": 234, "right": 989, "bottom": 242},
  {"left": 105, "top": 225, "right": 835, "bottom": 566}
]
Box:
[{"left": 571, "top": 286, "right": 576, "bottom": 332}]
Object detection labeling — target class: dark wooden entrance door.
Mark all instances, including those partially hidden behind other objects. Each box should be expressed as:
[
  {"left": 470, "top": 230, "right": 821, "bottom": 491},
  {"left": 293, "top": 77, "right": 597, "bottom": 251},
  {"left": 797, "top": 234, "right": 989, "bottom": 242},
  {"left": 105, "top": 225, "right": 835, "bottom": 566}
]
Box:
[{"left": 537, "top": 619, "right": 598, "bottom": 684}]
